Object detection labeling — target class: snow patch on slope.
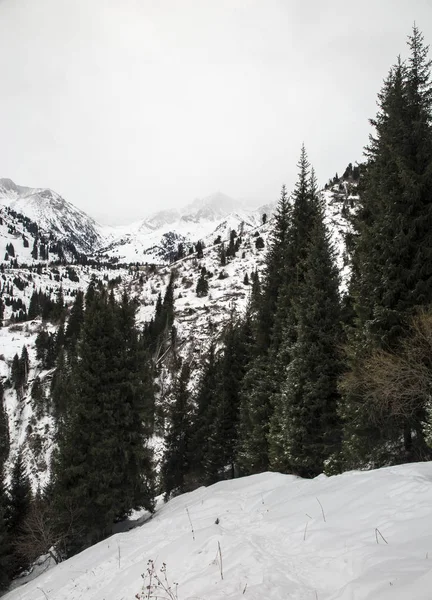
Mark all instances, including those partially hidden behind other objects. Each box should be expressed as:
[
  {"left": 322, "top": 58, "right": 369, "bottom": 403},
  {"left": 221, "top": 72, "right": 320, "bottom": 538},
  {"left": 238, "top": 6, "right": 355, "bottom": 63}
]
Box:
[{"left": 4, "top": 464, "right": 432, "bottom": 599}]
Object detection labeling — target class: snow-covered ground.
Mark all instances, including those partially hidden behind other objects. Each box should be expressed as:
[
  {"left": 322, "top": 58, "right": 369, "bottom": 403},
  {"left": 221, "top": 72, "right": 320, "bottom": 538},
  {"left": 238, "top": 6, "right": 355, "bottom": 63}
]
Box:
[{"left": 4, "top": 463, "right": 432, "bottom": 600}]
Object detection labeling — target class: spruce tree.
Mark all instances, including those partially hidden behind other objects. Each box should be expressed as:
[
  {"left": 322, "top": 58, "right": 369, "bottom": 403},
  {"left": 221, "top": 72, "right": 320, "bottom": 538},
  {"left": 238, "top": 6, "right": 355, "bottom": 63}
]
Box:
[
  {"left": 256, "top": 184, "right": 291, "bottom": 353},
  {"left": 0, "top": 472, "right": 10, "bottom": 590},
  {"left": 189, "top": 343, "right": 219, "bottom": 485},
  {"left": 237, "top": 355, "right": 274, "bottom": 474},
  {"left": 53, "top": 287, "right": 155, "bottom": 555},
  {"left": 161, "top": 364, "right": 193, "bottom": 499},
  {"left": 196, "top": 271, "right": 209, "bottom": 297},
  {"left": 65, "top": 290, "right": 84, "bottom": 352},
  {"left": 271, "top": 202, "right": 342, "bottom": 476},
  {"left": 6, "top": 450, "right": 32, "bottom": 575},
  {"left": 206, "top": 316, "right": 252, "bottom": 481},
  {"left": 0, "top": 382, "right": 9, "bottom": 470},
  {"left": 341, "top": 28, "right": 432, "bottom": 467}
]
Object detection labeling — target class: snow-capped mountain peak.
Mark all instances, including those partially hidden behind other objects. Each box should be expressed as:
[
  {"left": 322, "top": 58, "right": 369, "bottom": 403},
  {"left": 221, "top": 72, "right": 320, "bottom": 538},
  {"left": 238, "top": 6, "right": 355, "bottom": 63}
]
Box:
[{"left": 0, "top": 178, "right": 104, "bottom": 254}]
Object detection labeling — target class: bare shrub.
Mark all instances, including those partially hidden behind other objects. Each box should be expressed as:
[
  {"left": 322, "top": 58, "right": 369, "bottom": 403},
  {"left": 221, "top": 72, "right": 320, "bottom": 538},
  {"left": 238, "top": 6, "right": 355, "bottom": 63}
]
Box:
[{"left": 340, "top": 310, "right": 432, "bottom": 422}]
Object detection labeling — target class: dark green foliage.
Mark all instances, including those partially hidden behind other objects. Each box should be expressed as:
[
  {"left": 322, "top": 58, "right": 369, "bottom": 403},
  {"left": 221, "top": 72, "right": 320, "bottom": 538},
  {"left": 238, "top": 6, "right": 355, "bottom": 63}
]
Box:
[
  {"left": 53, "top": 288, "right": 155, "bottom": 555},
  {"left": 161, "top": 364, "right": 193, "bottom": 499},
  {"left": 65, "top": 290, "right": 84, "bottom": 352},
  {"left": 205, "top": 317, "right": 253, "bottom": 481},
  {"left": 35, "top": 330, "right": 57, "bottom": 369},
  {"left": 219, "top": 243, "right": 226, "bottom": 266},
  {"left": 31, "top": 376, "right": 46, "bottom": 418},
  {"left": 144, "top": 273, "right": 176, "bottom": 359},
  {"left": 31, "top": 239, "right": 38, "bottom": 260},
  {"left": 0, "top": 473, "right": 10, "bottom": 590},
  {"left": 176, "top": 243, "right": 184, "bottom": 261},
  {"left": 255, "top": 184, "right": 291, "bottom": 352},
  {"left": 50, "top": 350, "right": 72, "bottom": 424},
  {"left": 196, "top": 271, "right": 209, "bottom": 297},
  {"left": 237, "top": 356, "right": 274, "bottom": 474},
  {"left": 270, "top": 203, "right": 342, "bottom": 476},
  {"left": 226, "top": 230, "right": 237, "bottom": 258},
  {"left": 188, "top": 344, "right": 219, "bottom": 484},
  {"left": 340, "top": 27, "right": 432, "bottom": 468},
  {"left": 0, "top": 383, "right": 9, "bottom": 470},
  {"left": 6, "top": 450, "right": 33, "bottom": 575},
  {"left": 255, "top": 236, "right": 264, "bottom": 249},
  {"left": 270, "top": 152, "right": 319, "bottom": 356},
  {"left": 196, "top": 240, "right": 204, "bottom": 258},
  {"left": 28, "top": 290, "right": 39, "bottom": 319},
  {"left": 11, "top": 346, "right": 29, "bottom": 394}
]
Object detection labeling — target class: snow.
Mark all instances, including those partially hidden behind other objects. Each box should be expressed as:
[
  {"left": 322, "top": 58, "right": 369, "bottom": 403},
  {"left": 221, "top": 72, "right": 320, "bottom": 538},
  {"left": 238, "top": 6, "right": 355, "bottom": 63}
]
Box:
[{"left": 4, "top": 463, "right": 432, "bottom": 600}]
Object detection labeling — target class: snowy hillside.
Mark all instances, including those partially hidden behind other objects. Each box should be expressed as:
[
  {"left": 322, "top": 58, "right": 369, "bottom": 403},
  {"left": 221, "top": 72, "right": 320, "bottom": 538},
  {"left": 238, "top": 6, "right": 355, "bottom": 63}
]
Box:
[
  {"left": 97, "top": 192, "right": 270, "bottom": 264},
  {"left": 0, "top": 222, "right": 270, "bottom": 488},
  {"left": 0, "top": 179, "right": 104, "bottom": 254},
  {"left": 4, "top": 463, "right": 432, "bottom": 600},
  {"left": 0, "top": 174, "right": 355, "bottom": 489}
]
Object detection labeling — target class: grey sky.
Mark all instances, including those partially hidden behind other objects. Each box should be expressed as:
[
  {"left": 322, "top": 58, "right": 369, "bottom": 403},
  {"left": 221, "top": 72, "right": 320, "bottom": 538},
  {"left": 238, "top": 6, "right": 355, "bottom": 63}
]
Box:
[{"left": 1, "top": 0, "right": 432, "bottom": 224}]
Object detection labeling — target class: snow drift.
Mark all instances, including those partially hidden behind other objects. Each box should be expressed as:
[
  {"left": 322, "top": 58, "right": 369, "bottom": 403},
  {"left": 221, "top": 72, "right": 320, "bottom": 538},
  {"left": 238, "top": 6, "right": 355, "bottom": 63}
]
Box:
[{"left": 3, "top": 463, "right": 432, "bottom": 599}]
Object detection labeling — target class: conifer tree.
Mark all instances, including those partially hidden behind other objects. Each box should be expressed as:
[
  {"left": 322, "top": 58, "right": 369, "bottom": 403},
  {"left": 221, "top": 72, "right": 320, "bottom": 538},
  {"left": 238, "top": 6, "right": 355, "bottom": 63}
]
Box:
[
  {"left": 6, "top": 450, "right": 32, "bottom": 575},
  {"left": 270, "top": 201, "right": 342, "bottom": 476},
  {"left": 196, "top": 271, "right": 209, "bottom": 297},
  {"left": 53, "top": 287, "right": 155, "bottom": 555},
  {"left": 28, "top": 290, "right": 40, "bottom": 320},
  {"left": 161, "top": 364, "right": 193, "bottom": 498},
  {"left": 0, "top": 383, "right": 9, "bottom": 469},
  {"left": 0, "top": 472, "right": 10, "bottom": 590},
  {"left": 271, "top": 150, "right": 318, "bottom": 355},
  {"left": 341, "top": 28, "right": 432, "bottom": 467},
  {"left": 237, "top": 355, "right": 274, "bottom": 474},
  {"left": 65, "top": 290, "right": 84, "bottom": 353},
  {"left": 256, "top": 184, "right": 291, "bottom": 353},
  {"left": 206, "top": 317, "right": 252, "bottom": 481},
  {"left": 189, "top": 343, "right": 219, "bottom": 485}
]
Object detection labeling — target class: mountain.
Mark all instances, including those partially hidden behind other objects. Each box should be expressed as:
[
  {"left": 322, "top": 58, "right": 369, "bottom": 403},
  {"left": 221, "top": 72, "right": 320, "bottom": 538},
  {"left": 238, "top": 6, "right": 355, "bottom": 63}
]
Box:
[
  {"left": 0, "top": 179, "right": 274, "bottom": 264},
  {"left": 97, "top": 192, "right": 271, "bottom": 263},
  {"left": 0, "top": 179, "right": 105, "bottom": 254}
]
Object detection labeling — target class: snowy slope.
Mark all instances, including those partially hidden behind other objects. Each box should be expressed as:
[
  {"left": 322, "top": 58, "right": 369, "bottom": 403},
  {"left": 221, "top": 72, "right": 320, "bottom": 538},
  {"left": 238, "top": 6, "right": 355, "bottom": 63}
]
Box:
[
  {"left": 4, "top": 463, "right": 432, "bottom": 600},
  {"left": 0, "top": 179, "right": 104, "bottom": 254},
  {"left": 96, "top": 192, "right": 271, "bottom": 263},
  {"left": 0, "top": 175, "right": 355, "bottom": 489}
]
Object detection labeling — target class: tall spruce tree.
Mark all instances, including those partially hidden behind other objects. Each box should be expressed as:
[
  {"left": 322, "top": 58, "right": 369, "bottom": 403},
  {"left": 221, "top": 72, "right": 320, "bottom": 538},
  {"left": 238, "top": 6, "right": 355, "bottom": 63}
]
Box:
[
  {"left": 6, "top": 450, "right": 32, "bottom": 575},
  {"left": 267, "top": 153, "right": 320, "bottom": 469},
  {"left": 0, "top": 472, "right": 10, "bottom": 590},
  {"left": 206, "top": 316, "right": 252, "bottom": 481},
  {"left": 53, "top": 287, "right": 155, "bottom": 555},
  {"left": 237, "top": 355, "right": 274, "bottom": 474},
  {"left": 340, "top": 28, "right": 432, "bottom": 468},
  {"left": 271, "top": 201, "right": 342, "bottom": 476},
  {"left": 0, "top": 382, "right": 9, "bottom": 470},
  {"left": 189, "top": 343, "right": 219, "bottom": 485},
  {"left": 161, "top": 363, "right": 193, "bottom": 499},
  {"left": 65, "top": 290, "right": 84, "bottom": 352},
  {"left": 256, "top": 184, "right": 291, "bottom": 353}
]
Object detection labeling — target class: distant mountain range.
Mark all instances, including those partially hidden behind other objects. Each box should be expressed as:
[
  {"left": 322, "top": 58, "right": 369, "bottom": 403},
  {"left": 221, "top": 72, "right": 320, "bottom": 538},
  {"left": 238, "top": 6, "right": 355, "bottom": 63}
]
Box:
[{"left": 0, "top": 179, "right": 273, "bottom": 263}]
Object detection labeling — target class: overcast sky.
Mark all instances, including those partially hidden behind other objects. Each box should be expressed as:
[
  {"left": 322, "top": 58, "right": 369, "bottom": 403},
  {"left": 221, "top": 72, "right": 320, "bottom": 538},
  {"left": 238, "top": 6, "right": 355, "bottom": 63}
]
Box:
[{"left": 1, "top": 0, "right": 432, "bottom": 224}]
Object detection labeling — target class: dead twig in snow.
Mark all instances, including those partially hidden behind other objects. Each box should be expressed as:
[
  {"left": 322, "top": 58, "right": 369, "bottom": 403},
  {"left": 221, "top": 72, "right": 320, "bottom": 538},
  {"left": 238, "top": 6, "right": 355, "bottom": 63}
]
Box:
[
  {"left": 316, "top": 497, "right": 326, "bottom": 522},
  {"left": 186, "top": 507, "right": 195, "bottom": 541},
  {"left": 375, "top": 527, "right": 388, "bottom": 544}
]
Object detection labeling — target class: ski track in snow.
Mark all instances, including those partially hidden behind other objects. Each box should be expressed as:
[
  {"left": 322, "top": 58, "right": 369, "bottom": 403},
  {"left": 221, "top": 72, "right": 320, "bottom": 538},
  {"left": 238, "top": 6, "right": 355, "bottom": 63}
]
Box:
[{"left": 4, "top": 464, "right": 432, "bottom": 600}]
